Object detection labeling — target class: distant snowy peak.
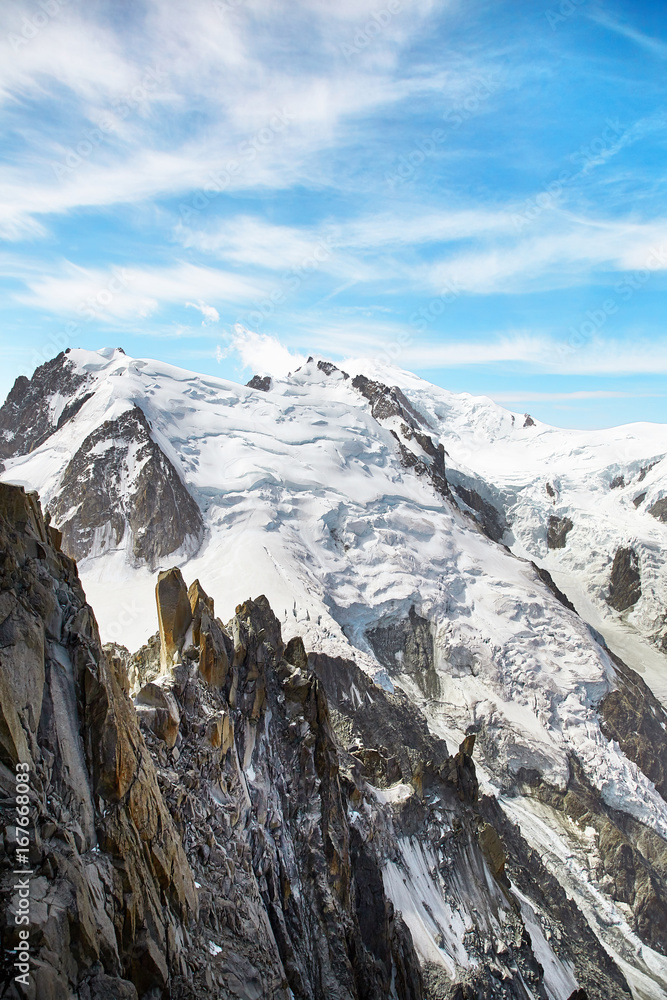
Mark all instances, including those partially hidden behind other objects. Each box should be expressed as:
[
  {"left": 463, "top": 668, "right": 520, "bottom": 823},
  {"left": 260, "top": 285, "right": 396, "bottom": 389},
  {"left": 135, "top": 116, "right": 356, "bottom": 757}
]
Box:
[
  {"left": 0, "top": 348, "right": 204, "bottom": 568},
  {"left": 0, "top": 349, "right": 94, "bottom": 468},
  {"left": 2, "top": 347, "right": 666, "bottom": 655}
]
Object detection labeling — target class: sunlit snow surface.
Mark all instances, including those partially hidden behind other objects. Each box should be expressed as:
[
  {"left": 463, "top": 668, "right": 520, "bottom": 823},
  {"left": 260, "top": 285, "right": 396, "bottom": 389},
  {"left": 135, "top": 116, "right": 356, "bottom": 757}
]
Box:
[{"left": 3, "top": 347, "right": 667, "bottom": 995}]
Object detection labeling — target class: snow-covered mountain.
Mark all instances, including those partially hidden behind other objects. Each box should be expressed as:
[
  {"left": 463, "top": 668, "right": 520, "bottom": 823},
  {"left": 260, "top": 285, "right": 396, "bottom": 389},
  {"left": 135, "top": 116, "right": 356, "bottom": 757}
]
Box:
[{"left": 2, "top": 346, "right": 667, "bottom": 999}]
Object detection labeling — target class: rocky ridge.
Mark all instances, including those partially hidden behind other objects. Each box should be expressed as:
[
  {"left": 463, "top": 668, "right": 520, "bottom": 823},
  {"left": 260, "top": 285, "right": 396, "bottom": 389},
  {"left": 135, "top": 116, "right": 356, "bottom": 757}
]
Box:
[
  {"left": 0, "top": 483, "right": 609, "bottom": 999},
  {"left": 49, "top": 405, "right": 204, "bottom": 568},
  {"left": 0, "top": 483, "right": 196, "bottom": 999},
  {"left": 0, "top": 351, "right": 204, "bottom": 569},
  {"left": 0, "top": 353, "right": 93, "bottom": 471}
]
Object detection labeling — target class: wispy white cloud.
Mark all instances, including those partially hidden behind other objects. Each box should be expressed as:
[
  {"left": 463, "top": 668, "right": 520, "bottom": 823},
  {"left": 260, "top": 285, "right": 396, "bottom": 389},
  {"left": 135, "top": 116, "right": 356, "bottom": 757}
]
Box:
[
  {"left": 15, "top": 261, "right": 269, "bottom": 321},
  {"left": 186, "top": 300, "right": 220, "bottom": 325},
  {"left": 314, "top": 323, "right": 667, "bottom": 377},
  {"left": 173, "top": 207, "right": 667, "bottom": 299},
  {"left": 398, "top": 335, "right": 667, "bottom": 376},
  {"left": 0, "top": 0, "right": 466, "bottom": 235},
  {"left": 590, "top": 11, "right": 667, "bottom": 60},
  {"left": 176, "top": 216, "right": 333, "bottom": 270},
  {"left": 422, "top": 220, "right": 667, "bottom": 294}
]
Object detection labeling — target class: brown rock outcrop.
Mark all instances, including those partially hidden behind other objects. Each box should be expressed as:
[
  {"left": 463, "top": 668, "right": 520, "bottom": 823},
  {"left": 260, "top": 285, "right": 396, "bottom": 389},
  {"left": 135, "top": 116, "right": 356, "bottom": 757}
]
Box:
[
  {"left": 0, "top": 483, "right": 196, "bottom": 999},
  {"left": 134, "top": 681, "right": 181, "bottom": 748},
  {"left": 649, "top": 497, "right": 667, "bottom": 523},
  {"left": 187, "top": 579, "right": 230, "bottom": 687},
  {"left": 156, "top": 567, "right": 192, "bottom": 672}
]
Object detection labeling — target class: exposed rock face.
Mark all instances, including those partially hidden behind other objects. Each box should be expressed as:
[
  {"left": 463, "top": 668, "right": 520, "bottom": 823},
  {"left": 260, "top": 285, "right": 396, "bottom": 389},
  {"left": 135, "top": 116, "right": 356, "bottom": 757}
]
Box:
[
  {"left": 126, "top": 632, "right": 161, "bottom": 693},
  {"left": 187, "top": 580, "right": 230, "bottom": 687},
  {"left": 0, "top": 487, "right": 637, "bottom": 999},
  {"left": 246, "top": 375, "right": 272, "bottom": 392},
  {"left": 547, "top": 514, "right": 573, "bottom": 549},
  {"left": 0, "top": 352, "right": 92, "bottom": 470},
  {"left": 48, "top": 405, "right": 204, "bottom": 568},
  {"left": 365, "top": 606, "right": 439, "bottom": 699},
  {"left": 607, "top": 546, "right": 642, "bottom": 612},
  {"left": 134, "top": 681, "right": 181, "bottom": 748},
  {"left": 309, "top": 648, "right": 623, "bottom": 999},
  {"left": 453, "top": 482, "right": 508, "bottom": 543},
  {"left": 599, "top": 650, "right": 667, "bottom": 803},
  {"left": 531, "top": 563, "right": 578, "bottom": 614},
  {"left": 351, "top": 374, "right": 451, "bottom": 501},
  {"left": 352, "top": 374, "right": 424, "bottom": 428},
  {"left": 0, "top": 483, "right": 196, "bottom": 999},
  {"left": 136, "top": 592, "right": 428, "bottom": 999},
  {"left": 649, "top": 497, "right": 667, "bottom": 523},
  {"left": 513, "top": 757, "right": 667, "bottom": 958},
  {"left": 317, "top": 360, "right": 349, "bottom": 379},
  {"left": 156, "top": 567, "right": 193, "bottom": 672},
  {"left": 479, "top": 793, "right": 631, "bottom": 1000}
]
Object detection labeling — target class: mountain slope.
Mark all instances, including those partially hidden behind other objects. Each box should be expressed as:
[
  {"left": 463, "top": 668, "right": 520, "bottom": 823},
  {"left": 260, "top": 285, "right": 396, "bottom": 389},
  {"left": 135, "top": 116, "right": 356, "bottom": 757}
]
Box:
[
  {"left": 2, "top": 347, "right": 667, "bottom": 998},
  {"left": 3, "top": 481, "right": 621, "bottom": 1000}
]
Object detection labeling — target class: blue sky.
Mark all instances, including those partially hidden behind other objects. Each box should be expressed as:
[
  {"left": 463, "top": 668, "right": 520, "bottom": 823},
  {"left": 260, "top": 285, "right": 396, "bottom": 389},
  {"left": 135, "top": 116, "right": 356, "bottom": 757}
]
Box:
[{"left": 1, "top": 0, "right": 666, "bottom": 428}]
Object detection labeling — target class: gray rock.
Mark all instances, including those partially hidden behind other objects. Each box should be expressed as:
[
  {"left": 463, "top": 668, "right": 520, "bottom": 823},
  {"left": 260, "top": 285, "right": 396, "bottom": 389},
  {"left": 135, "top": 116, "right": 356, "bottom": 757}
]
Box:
[
  {"left": 607, "top": 546, "right": 641, "bottom": 611},
  {"left": 48, "top": 405, "right": 204, "bottom": 569},
  {"left": 547, "top": 514, "right": 574, "bottom": 549}
]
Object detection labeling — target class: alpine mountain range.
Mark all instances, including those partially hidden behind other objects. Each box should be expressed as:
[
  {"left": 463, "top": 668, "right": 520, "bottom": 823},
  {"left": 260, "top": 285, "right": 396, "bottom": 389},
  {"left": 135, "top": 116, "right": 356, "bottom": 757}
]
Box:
[{"left": 1, "top": 346, "right": 667, "bottom": 1000}]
